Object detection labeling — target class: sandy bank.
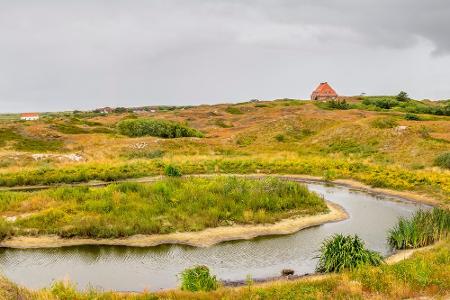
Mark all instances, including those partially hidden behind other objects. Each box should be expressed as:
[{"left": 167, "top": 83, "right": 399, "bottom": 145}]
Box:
[{"left": 0, "top": 201, "right": 347, "bottom": 249}]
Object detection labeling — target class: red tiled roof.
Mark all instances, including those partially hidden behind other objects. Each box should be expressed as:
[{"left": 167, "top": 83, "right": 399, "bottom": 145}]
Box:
[
  {"left": 20, "top": 113, "right": 39, "bottom": 117},
  {"left": 312, "top": 82, "right": 337, "bottom": 96}
]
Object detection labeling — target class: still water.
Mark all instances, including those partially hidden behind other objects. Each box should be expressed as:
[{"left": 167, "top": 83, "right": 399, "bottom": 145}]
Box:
[{"left": 0, "top": 182, "right": 429, "bottom": 292}]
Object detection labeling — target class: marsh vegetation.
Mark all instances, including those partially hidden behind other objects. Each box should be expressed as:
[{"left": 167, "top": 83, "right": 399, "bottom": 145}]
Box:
[{"left": 0, "top": 177, "right": 327, "bottom": 239}]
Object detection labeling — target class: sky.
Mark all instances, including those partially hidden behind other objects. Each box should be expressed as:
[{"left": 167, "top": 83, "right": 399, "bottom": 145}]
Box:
[{"left": 1, "top": 0, "right": 450, "bottom": 113}]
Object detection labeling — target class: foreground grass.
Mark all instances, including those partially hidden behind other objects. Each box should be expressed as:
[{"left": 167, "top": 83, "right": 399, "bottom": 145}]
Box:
[
  {"left": 1, "top": 240, "right": 448, "bottom": 300},
  {"left": 0, "top": 176, "right": 327, "bottom": 239}
]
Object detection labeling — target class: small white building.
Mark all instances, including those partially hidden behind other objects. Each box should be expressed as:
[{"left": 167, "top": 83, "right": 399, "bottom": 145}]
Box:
[{"left": 20, "top": 113, "right": 40, "bottom": 121}]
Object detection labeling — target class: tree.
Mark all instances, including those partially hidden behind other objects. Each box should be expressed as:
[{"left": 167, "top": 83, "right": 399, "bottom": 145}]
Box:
[{"left": 396, "top": 91, "right": 409, "bottom": 102}]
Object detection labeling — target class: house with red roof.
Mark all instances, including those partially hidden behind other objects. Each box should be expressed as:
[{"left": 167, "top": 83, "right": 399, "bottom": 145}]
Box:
[
  {"left": 311, "top": 82, "right": 338, "bottom": 100},
  {"left": 20, "top": 113, "right": 40, "bottom": 121}
]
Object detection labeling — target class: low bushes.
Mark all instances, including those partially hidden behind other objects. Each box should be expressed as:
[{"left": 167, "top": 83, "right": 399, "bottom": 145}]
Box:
[
  {"left": 316, "top": 234, "right": 383, "bottom": 273},
  {"left": 388, "top": 208, "right": 450, "bottom": 250},
  {"left": 117, "top": 118, "right": 203, "bottom": 138},
  {"left": 164, "top": 164, "right": 182, "bottom": 177},
  {"left": 180, "top": 266, "right": 218, "bottom": 292},
  {"left": 225, "top": 106, "right": 243, "bottom": 115},
  {"left": 434, "top": 152, "right": 450, "bottom": 169}
]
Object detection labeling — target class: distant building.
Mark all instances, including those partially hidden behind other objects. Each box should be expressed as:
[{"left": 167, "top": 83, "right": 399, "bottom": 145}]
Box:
[
  {"left": 20, "top": 113, "right": 39, "bottom": 121},
  {"left": 311, "top": 82, "right": 338, "bottom": 100}
]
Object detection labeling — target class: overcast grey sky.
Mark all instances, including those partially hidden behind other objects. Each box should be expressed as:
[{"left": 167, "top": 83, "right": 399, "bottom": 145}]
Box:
[{"left": 1, "top": 0, "right": 450, "bottom": 113}]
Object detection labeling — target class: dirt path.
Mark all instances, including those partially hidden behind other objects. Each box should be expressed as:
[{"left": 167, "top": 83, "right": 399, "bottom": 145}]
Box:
[{"left": 0, "top": 201, "right": 347, "bottom": 249}]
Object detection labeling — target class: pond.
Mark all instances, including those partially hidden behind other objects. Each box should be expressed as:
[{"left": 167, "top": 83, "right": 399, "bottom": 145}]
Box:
[{"left": 0, "top": 181, "right": 429, "bottom": 292}]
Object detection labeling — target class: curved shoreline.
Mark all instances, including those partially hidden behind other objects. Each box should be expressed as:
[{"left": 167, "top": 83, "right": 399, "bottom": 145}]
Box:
[{"left": 0, "top": 201, "right": 347, "bottom": 249}]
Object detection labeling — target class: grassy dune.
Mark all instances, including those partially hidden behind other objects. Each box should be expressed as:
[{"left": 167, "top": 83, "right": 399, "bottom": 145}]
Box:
[{"left": 0, "top": 177, "right": 327, "bottom": 239}]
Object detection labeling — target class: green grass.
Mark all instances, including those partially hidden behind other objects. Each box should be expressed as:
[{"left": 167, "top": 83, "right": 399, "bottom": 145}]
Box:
[
  {"left": 370, "top": 117, "right": 398, "bottom": 129},
  {"left": 316, "top": 234, "right": 383, "bottom": 273},
  {"left": 0, "top": 176, "right": 327, "bottom": 239},
  {"left": 180, "top": 266, "right": 219, "bottom": 292},
  {"left": 388, "top": 208, "right": 450, "bottom": 250},
  {"left": 0, "top": 128, "right": 64, "bottom": 152},
  {"left": 225, "top": 106, "right": 243, "bottom": 115},
  {"left": 117, "top": 118, "right": 204, "bottom": 138},
  {"left": 434, "top": 152, "right": 450, "bottom": 169},
  {"left": 0, "top": 156, "right": 448, "bottom": 201},
  {"left": 122, "top": 149, "right": 165, "bottom": 160}
]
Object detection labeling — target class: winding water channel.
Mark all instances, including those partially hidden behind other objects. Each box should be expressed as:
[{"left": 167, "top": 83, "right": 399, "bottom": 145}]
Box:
[{"left": 0, "top": 181, "right": 429, "bottom": 292}]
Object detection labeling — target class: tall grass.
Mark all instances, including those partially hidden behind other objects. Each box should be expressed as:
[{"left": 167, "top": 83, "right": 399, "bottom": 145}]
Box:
[
  {"left": 388, "top": 208, "right": 450, "bottom": 249},
  {"left": 316, "top": 234, "right": 383, "bottom": 273},
  {"left": 0, "top": 177, "right": 327, "bottom": 239},
  {"left": 0, "top": 156, "right": 448, "bottom": 202},
  {"left": 180, "top": 266, "right": 218, "bottom": 292}
]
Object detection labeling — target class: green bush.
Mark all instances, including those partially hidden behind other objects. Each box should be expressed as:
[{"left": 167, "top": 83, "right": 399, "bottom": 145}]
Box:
[
  {"left": 371, "top": 117, "right": 398, "bottom": 129},
  {"left": 274, "top": 134, "right": 285, "bottom": 142},
  {"left": 325, "top": 99, "right": 351, "bottom": 110},
  {"left": 434, "top": 152, "right": 450, "bottom": 169},
  {"left": 404, "top": 113, "right": 420, "bottom": 121},
  {"left": 316, "top": 234, "right": 383, "bottom": 273},
  {"left": 396, "top": 91, "right": 409, "bottom": 102},
  {"left": 117, "top": 118, "right": 203, "bottom": 138},
  {"left": 388, "top": 208, "right": 450, "bottom": 249},
  {"left": 362, "top": 97, "right": 399, "bottom": 109},
  {"left": 164, "top": 164, "right": 182, "bottom": 177},
  {"left": 225, "top": 106, "right": 243, "bottom": 115},
  {"left": 180, "top": 266, "right": 218, "bottom": 292}
]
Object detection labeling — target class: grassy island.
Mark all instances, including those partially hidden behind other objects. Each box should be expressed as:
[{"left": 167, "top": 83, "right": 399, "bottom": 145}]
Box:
[{"left": 0, "top": 176, "right": 327, "bottom": 239}]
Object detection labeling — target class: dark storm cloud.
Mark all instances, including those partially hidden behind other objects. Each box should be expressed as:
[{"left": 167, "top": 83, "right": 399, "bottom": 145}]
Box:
[{"left": 0, "top": 0, "right": 449, "bottom": 112}]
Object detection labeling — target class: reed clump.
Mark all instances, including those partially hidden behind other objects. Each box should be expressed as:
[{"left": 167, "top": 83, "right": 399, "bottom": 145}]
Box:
[
  {"left": 316, "top": 234, "right": 383, "bottom": 273},
  {"left": 180, "top": 266, "right": 218, "bottom": 292},
  {"left": 388, "top": 208, "right": 450, "bottom": 250}
]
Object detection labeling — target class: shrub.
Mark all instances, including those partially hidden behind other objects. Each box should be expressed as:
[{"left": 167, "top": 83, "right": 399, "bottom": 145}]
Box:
[
  {"left": 164, "top": 164, "right": 182, "bottom": 177},
  {"left": 404, "top": 113, "right": 420, "bottom": 121},
  {"left": 180, "top": 266, "right": 218, "bottom": 292},
  {"left": 371, "top": 117, "right": 398, "bottom": 129},
  {"left": 362, "top": 97, "right": 399, "bottom": 109},
  {"left": 388, "top": 208, "right": 450, "bottom": 250},
  {"left": 316, "top": 234, "right": 383, "bottom": 273},
  {"left": 326, "top": 99, "right": 351, "bottom": 110},
  {"left": 434, "top": 152, "right": 450, "bottom": 169},
  {"left": 225, "top": 106, "right": 243, "bottom": 115},
  {"left": 396, "top": 91, "right": 409, "bottom": 102},
  {"left": 117, "top": 119, "right": 203, "bottom": 138},
  {"left": 274, "top": 134, "right": 285, "bottom": 142}
]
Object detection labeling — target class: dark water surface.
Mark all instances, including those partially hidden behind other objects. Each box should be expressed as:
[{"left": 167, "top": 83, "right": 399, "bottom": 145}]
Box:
[{"left": 0, "top": 182, "right": 429, "bottom": 292}]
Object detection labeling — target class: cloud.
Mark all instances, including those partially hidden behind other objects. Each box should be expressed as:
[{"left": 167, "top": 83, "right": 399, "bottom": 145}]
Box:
[{"left": 0, "top": 0, "right": 449, "bottom": 112}]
